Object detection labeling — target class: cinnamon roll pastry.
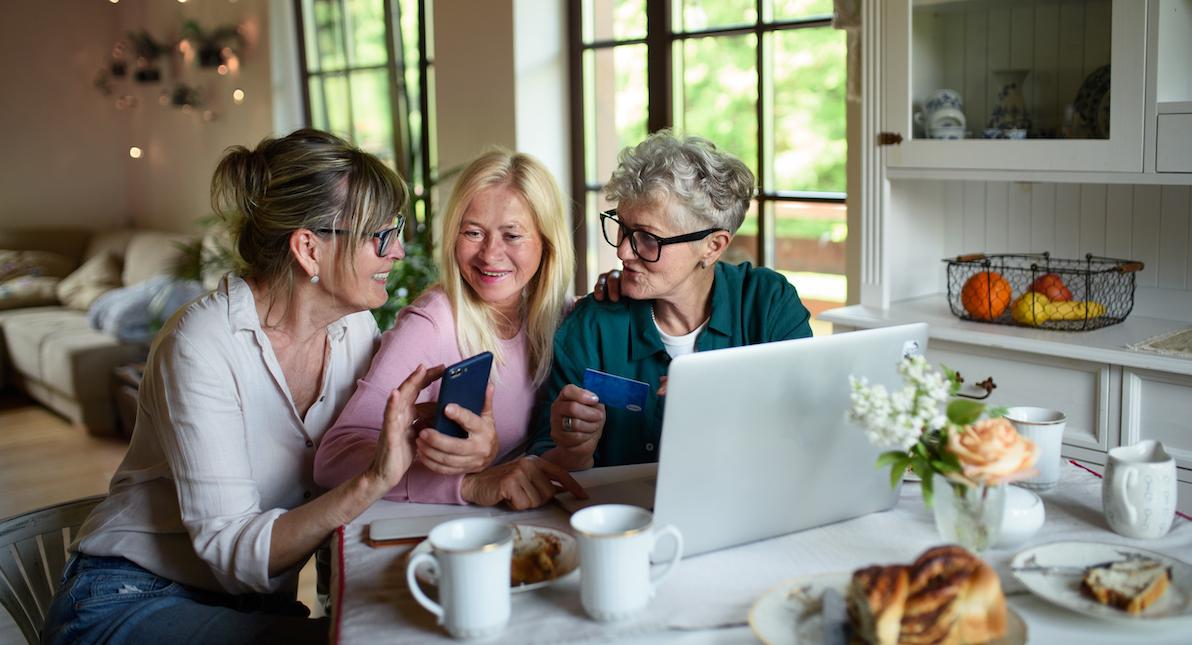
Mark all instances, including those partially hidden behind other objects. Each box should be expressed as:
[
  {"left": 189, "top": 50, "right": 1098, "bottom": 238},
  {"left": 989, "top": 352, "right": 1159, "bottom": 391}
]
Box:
[
  {"left": 847, "top": 546, "right": 1007, "bottom": 645},
  {"left": 847, "top": 565, "right": 910, "bottom": 645}
]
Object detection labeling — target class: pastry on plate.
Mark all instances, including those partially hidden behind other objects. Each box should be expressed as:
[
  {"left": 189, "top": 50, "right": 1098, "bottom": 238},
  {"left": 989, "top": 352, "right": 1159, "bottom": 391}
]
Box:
[
  {"left": 1081, "top": 557, "right": 1171, "bottom": 615},
  {"left": 848, "top": 545, "right": 1007, "bottom": 645},
  {"left": 510, "top": 530, "right": 562, "bottom": 586}
]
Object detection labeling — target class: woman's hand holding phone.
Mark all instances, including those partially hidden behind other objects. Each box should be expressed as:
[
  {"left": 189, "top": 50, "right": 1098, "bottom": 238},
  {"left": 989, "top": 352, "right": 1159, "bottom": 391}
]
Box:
[
  {"left": 416, "top": 383, "right": 499, "bottom": 475},
  {"left": 365, "top": 364, "right": 445, "bottom": 494}
]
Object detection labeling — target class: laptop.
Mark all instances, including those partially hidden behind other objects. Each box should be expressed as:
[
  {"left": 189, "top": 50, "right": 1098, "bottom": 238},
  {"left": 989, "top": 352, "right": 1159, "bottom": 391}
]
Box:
[{"left": 560, "top": 322, "right": 929, "bottom": 558}]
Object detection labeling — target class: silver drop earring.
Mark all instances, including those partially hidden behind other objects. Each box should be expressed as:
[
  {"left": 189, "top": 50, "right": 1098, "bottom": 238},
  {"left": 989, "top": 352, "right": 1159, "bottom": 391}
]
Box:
[{"left": 310, "top": 274, "right": 320, "bottom": 285}]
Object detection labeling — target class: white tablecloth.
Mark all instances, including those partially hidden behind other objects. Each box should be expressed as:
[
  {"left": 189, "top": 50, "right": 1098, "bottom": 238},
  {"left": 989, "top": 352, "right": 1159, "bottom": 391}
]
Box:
[{"left": 330, "top": 461, "right": 1192, "bottom": 643}]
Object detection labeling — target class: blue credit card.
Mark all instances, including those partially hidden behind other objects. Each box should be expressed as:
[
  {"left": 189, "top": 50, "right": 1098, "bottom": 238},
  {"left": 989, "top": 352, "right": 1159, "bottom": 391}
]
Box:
[{"left": 582, "top": 368, "right": 649, "bottom": 412}]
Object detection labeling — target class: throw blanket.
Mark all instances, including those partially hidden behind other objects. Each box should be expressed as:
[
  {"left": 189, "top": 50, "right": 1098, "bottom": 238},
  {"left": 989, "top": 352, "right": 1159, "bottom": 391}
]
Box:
[{"left": 89, "top": 276, "right": 206, "bottom": 344}]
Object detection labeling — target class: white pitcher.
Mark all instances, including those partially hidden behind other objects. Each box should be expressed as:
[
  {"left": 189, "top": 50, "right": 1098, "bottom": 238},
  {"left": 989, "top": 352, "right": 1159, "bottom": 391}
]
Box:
[{"left": 1103, "top": 440, "right": 1177, "bottom": 539}]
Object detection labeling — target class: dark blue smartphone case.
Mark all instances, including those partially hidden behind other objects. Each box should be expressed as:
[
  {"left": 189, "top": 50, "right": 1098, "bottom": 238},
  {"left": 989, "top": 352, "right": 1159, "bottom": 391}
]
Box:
[{"left": 434, "top": 351, "right": 493, "bottom": 438}]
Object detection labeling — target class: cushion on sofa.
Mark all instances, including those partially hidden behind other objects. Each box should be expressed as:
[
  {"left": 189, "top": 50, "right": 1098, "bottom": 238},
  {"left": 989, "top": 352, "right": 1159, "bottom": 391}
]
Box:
[
  {"left": 122, "top": 232, "right": 193, "bottom": 286},
  {"left": 82, "top": 229, "right": 137, "bottom": 265},
  {"left": 56, "top": 250, "right": 123, "bottom": 310},
  {"left": 0, "top": 249, "right": 76, "bottom": 281},
  {"left": 0, "top": 276, "right": 61, "bottom": 309}
]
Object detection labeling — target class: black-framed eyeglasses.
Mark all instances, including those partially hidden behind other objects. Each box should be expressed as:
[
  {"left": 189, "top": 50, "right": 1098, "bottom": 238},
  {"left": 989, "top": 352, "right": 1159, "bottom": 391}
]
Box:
[
  {"left": 315, "top": 215, "right": 405, "bottom": 257},
  {"left": 600, "top": 210, "right": 724, "bottom": 263}
]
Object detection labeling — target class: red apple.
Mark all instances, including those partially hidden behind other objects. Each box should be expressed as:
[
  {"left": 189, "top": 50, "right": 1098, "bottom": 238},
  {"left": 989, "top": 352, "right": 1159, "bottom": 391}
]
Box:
[{"left": 1030, "top": 273, "right": 1073, "bottom": 302}]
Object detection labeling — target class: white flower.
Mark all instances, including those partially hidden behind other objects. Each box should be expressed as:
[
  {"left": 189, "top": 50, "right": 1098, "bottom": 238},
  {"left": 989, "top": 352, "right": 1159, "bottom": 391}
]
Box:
[{"left": 848, "top": 356, "right": 953, "bottom": 451}]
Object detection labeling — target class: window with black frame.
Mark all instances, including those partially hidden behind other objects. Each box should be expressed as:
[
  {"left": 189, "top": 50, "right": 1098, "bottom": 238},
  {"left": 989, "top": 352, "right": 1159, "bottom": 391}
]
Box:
[
  {"left": 571, "top": 0, "right": 846, "bottom": 323},
  {"left": 296, "top": 0, "right": 436, "bottom": 232},
  {"left": 296, "top": 0, "right": 439, "bottom": 329}
]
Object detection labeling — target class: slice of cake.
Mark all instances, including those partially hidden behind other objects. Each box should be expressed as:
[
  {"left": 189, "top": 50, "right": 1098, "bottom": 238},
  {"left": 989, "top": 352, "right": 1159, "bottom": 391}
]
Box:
[{"left": 1081, "top": 557, "right": 1172, "bottom": 615}]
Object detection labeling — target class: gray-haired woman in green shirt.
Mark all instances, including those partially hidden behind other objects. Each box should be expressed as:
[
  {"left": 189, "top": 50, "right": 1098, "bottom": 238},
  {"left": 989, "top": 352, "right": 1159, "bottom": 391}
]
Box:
[{"left": 529, "top": 131, "right": 812, "bottom": 470}]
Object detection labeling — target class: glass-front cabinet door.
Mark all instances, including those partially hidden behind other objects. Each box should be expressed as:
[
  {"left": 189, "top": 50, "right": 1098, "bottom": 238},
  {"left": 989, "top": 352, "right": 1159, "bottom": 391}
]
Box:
[{"left": 883, "top": 0, "right": 1145, "bottom": 172}]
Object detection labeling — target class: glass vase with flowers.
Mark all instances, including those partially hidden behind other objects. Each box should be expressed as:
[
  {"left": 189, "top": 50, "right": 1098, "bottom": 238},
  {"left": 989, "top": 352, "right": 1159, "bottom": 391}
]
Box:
[{"left": 848, "top": 356, "right": 1039, "bottom": 552}]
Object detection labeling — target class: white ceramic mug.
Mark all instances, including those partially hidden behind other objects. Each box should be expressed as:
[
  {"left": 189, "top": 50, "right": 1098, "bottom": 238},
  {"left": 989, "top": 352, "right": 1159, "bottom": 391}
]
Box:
[
  {"left": 570, "top": 504, "right": 684, "bottom": 622},
  {"left": 1103, "top": 440, "right": 1177, "bottom": 539},
  {"left": 406, "top": 518, "right": 513, "bottom": 639},
  {"left": 1004, "top": 407, "right": 1067, "bottom": 491}
]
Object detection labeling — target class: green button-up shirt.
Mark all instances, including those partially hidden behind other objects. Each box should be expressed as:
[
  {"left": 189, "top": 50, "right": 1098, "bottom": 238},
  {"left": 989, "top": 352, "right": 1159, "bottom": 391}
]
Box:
[{"left": 529, "top": 261, "right": 812, "bottom": 467}]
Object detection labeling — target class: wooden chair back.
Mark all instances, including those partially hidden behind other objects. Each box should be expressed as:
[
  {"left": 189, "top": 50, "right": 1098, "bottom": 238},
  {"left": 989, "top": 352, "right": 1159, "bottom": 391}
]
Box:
[{"left": 0, "top": 495, "right": 104, "bottom": 644}]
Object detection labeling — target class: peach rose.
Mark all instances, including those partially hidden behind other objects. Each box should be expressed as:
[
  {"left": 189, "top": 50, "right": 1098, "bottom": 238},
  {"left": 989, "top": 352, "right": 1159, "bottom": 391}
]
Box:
[{"left": 947, "top": 417, "right": 1039, "bottom": 485}]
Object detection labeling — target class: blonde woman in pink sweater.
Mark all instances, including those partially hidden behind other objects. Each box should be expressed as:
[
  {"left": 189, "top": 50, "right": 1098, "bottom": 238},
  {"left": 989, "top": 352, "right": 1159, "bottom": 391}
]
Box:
[{"left": 315, "top": 150, "right": 585, "bottom": 510}]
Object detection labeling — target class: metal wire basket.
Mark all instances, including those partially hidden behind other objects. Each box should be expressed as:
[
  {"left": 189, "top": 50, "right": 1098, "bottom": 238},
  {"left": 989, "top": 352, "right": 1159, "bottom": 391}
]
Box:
[{"left": 943, "top": 253, "right": 1143, "bottom": 331}]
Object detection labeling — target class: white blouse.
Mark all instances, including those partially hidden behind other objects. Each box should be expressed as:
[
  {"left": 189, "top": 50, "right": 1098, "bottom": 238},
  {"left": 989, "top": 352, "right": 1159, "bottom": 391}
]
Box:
[{"left": 74, "top": 275, "right": 379, "bottom": 595}]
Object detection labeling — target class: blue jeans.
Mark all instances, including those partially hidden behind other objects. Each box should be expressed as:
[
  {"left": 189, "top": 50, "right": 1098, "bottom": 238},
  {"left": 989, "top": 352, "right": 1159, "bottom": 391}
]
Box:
[{"left": 42, "top": 553, "right": 329, "bottom": 645}]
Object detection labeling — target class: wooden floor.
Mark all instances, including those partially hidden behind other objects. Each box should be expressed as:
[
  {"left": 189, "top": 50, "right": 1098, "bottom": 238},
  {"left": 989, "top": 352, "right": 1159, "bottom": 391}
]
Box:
[{"left": 0, "top": 390, "right": 321, "bottom": 643}]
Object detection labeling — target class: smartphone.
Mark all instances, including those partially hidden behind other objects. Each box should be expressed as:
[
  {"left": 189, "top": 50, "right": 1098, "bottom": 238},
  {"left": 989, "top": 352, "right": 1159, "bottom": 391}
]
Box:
[{"left": 433, "top": 351, "right": 493, "bottom": 438}]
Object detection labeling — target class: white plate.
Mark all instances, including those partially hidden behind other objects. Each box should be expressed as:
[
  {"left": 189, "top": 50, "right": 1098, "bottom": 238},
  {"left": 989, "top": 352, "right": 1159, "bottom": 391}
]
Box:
[
  {"left": 1010, "top": 541, "right": 1192, "bottom": 622},
  {"left": 748, "top": 572, "right": 1026, "bottom": 645},
  {"left": 407, "top": 524, "right": 578, "bottom": 593}
]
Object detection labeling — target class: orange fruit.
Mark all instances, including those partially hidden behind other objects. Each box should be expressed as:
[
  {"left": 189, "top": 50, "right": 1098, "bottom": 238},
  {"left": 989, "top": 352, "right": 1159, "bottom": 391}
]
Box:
[{"left": 961, "top": 271, "right": 1012, "bottom": 320}]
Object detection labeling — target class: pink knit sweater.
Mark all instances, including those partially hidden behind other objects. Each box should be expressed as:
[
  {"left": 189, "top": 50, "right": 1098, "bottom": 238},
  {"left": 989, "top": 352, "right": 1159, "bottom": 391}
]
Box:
[{"left": 313, "top": 288, "right": 535, "bottom": 504}]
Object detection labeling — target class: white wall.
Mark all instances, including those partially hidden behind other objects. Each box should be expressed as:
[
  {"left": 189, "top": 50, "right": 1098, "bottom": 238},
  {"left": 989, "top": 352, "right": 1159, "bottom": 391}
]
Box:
[
  {"left": 0, "top": 0, "right": 276, "bottom": 234},
  {"left": 121, "top": 0, "right": 274, "bottom": 232},
  {"left": 888, "top": 179, "right": 1192, "bottom": 321},
  {"left": 434, "top": 0, "right": 518, "bottom": 192},
  {"left": 433, "top": 0, "right": 570, "bottom": 205},
  {"left": 0, "top": 1, "right": 130, "bottom": 229}
]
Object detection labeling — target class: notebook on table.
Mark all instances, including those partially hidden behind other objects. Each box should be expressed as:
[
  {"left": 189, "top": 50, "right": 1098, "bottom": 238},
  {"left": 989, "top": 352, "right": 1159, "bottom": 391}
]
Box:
[{"left": 557, "top": 323, "right": 929, "bottom": 558}]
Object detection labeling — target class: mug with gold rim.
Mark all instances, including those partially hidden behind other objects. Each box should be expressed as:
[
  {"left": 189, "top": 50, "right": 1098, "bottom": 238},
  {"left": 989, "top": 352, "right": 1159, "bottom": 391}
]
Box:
[
  {"left": 406, "top": 517, "right": 514, "bottom": 639},
  {"left": 570, "top": 504, "right": 684, "bottom": 622}
]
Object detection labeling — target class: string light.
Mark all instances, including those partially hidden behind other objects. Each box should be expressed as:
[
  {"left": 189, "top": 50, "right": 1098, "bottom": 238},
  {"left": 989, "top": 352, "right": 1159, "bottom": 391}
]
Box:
[
  {"left": 129, "top": 147, "right": 143, "bottom": 159},
  {"left": 232, "top": 88, "right": 245, "bottom": 104}
]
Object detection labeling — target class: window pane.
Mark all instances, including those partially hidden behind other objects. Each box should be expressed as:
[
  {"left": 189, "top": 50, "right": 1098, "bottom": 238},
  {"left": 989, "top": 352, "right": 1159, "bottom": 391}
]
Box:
[
  {"left": 350, "top": 69, "right": 395, "bottom": 167},
  {"left": 770, "top": 27, "right": 846, "bottom": 193},
  {"left": 308, "top": 76, "right": 328, "bottom": 130},
  {"left": 322, "top": 74, "right": 353, "bottom": 140},
  {"left": 773, "top": 200, "right": 846, "bottom": 274},
  {"left": 677, "top": 0, "right": 756, "bottom": 31},
  {"left": 583, "top": 0, "right": 646, "bottom": 43},
  {"left": 584, "top": 44, "right": 648, "bottom": 185},
  {"left": 306, "top": 0, "right": 346, "bottom": 72},
  {"left": 346, "top": 0, "right": 389, "bottom": 67},
  {"left": 769, "top": 0, "right": 833, "bottom": 21},
  {"left": 725, "top": 200, "right": 760, "bottom": 265},
  {"left": 679, "top": 34, "right": 758, "bottom": 178}
]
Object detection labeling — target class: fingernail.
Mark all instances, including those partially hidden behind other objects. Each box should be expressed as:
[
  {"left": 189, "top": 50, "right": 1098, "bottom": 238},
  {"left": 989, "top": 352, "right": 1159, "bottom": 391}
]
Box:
[{"left": 585, "top": 393, "right": 599, "bottom": 403}]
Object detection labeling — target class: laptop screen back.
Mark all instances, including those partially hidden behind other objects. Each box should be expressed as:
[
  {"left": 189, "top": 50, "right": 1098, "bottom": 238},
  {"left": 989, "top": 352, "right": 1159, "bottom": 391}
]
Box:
[{"left": 652, "top": 323, "right": 929, "bottom": 557}]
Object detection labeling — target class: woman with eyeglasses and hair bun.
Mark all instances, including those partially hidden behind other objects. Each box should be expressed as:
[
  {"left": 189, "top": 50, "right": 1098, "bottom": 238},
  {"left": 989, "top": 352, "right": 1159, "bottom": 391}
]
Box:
[
  {"left": 42, "top": 129, "right": 472, "bottom": 644},
  {"left": 529, "top": 130, "right": 813, "bottom": 471},
  {"left": 315, "top": 149, "right": 586, "bottom": 511}
]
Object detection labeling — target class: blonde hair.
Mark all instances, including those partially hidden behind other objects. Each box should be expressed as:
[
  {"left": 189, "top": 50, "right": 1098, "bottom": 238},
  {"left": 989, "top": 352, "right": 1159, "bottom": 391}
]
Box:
[
  {"left": 211, "top": 128, "right": 408, "bottom": 318},
  {"left": 437, "top": 150, "right": 574, "bottom": 386}
]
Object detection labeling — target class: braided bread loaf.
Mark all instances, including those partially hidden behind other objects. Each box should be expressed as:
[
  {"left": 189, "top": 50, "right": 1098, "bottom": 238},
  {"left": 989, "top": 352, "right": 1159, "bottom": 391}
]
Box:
[{"left": 848, "top": 545, "right": 1007, "bottom": 645}]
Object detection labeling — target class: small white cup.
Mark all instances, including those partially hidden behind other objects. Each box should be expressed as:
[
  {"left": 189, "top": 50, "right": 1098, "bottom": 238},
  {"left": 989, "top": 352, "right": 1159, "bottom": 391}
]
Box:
[
  {"left": 406, "top": 518, "right": 513, "bottom": 639},
  {"left": 1103, "top": 440, "right": 1178, "bottom": 539},
  {"left": 570, "top": 504, "right": 684, "bottom": 622},
  {"left": 996, "top": 486, "right": 1045, "bottom": 548},
  {"left": 1004, "top": 407, "right": 1067, "bottom": 492}
]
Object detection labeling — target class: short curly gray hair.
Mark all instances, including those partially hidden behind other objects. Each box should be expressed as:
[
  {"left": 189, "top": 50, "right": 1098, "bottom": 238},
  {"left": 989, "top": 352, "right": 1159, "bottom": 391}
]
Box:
[{"left": 603, "top": 130, "right": 754, "bottom": 233}]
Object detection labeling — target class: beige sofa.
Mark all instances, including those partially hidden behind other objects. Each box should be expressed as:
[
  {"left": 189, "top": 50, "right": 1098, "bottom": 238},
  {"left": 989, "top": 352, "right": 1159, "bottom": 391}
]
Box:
[{"left": 0, "top": 228, "right": 193, "bottom": 436}]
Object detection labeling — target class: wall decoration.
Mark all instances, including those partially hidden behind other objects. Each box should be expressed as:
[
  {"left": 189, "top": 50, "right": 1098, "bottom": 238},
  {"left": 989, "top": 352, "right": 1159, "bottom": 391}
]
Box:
[{"left": 92, "top": 19, "right": 250, "bottom": 121}]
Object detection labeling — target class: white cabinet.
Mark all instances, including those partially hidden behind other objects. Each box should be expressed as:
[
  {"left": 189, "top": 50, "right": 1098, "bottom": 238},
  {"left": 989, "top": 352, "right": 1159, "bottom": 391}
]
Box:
[
  {"left": 824, "top": 310, "right": 1192, "bottom": 515},
  {"left": 883, "top": 0, "right": 1146, "bottom": 173}
]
